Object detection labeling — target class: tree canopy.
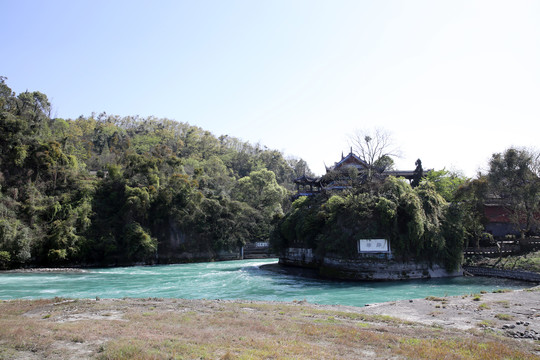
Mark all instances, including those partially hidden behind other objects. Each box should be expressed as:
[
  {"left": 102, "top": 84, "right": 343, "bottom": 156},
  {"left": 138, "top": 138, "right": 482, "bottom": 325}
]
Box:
[
  {"left": 486, "top": 148, "right": 540, "bottom": 237},
  {"left": 0, "top": 78, "right": 307, "bottom": 269}
]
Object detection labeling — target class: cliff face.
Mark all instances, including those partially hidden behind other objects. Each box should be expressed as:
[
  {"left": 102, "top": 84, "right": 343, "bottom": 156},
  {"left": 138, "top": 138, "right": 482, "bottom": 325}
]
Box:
[
  {"left": 154, "top": 220, "right": 242, "bottom": 264},
  {"left": 279, "top": 247, "right": 462, "bottom": 280}
]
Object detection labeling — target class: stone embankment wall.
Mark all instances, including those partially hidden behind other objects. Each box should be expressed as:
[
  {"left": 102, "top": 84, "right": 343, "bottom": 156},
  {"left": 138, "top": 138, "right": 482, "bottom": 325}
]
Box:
[
  {"left": 463, "top": 266, "right": 540, "bottom": 282},
  {"left": 242, "top": 243, "right": 275, "bottom": 259},
  {"left": 157, "top": 249, "right": 241, "bottom": 264},
  {"left": 280, "top": 248, "right": 462, "bottom": 280},
  {"left": 279, "top": 248, "right": 317, "bottom": 268}
]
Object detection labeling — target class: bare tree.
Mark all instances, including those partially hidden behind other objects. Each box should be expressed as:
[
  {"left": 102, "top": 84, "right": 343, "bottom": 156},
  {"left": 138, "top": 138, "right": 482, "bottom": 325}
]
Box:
[
  {"left": 527, "top": 147, "right": 540, "bottom": 178},
  {"left": 349, "top": 128, "right": 401, "bottom": 169}
]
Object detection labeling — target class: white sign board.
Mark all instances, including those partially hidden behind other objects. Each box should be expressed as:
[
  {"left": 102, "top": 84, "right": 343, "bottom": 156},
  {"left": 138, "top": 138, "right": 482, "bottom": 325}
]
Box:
[{"left": 358, "top": 239, "right": 389, "bottom": 253}]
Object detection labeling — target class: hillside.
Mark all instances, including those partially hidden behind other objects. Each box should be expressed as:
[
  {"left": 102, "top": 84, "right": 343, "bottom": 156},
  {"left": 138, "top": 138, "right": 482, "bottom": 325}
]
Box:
[{"left": 0, "top": 78, "right": 311, "bottom": 269}]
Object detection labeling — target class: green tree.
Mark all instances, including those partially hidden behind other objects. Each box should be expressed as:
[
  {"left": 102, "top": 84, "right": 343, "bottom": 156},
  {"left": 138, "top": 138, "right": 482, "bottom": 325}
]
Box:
[
  {"left": 232, "top": 169, "right": 287, "bottom": 216},
  {"left": 454, "top": 176, "right": 489, "bottom": 248},
  {"left": 0, "top": 77, "right": 316, "bottom": 268},
  {"left": 487, "top": 148, "right": 540, "bottom": 237},
  {"left": 411, "top": 159, "right": 423, "bottom": 188},
  {"left": 424, "top": 169, "right": 467, "bottom": 202}
]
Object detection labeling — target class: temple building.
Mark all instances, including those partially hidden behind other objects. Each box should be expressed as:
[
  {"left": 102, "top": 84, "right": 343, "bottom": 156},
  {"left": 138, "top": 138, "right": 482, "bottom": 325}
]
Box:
[{"left": 294, "top": 150, "right": 420, "bottom": 197}]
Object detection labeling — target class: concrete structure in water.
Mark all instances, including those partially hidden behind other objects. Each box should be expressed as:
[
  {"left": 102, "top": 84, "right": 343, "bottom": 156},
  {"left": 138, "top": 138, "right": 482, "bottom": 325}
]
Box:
[{"left": 279, "top": 247, "right": 462, "bottom": 281}]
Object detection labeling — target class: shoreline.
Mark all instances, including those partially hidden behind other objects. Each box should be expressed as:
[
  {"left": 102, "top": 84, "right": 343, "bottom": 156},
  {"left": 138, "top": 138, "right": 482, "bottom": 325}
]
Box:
[{"left": 2, "top": 267, "right": 89, "bottom": 273}]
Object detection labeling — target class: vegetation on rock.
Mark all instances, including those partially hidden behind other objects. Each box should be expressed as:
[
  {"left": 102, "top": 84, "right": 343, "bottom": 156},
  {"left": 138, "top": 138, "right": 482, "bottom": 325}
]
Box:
[{"left": 272, "top": 175, "right": 466, "bottom": 271}]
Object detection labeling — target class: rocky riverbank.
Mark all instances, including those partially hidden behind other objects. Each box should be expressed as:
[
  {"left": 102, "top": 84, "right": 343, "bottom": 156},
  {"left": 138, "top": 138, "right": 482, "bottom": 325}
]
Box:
[{"left": 1, "top": 287, "right": 539, "bottom": 359}]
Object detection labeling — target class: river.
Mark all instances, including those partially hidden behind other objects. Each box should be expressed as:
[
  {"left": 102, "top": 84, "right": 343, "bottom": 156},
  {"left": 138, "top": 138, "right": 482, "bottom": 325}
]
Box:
[{"left": 0, "top": 259, "right": 533, "bottom": 306}]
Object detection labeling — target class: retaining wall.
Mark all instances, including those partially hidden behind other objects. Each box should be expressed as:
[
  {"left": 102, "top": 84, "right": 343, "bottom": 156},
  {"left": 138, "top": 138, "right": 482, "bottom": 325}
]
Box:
[
  {"left": 280, "top": 248, "right": 462, "bottom": 280},
  {"left": 463, "top": 266, "right": 540, "bottom": 282}
]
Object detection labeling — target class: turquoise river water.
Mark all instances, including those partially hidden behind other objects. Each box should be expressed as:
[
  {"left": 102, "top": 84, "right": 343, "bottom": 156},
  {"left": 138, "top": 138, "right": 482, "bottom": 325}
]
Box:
[{"left": 0, "top": 259, "right": 534, "bottom": 307}]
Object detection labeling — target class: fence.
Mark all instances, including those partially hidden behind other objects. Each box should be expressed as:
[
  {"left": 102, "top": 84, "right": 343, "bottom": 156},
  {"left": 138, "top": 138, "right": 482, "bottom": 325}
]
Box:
[{"left": 464, "top": 238, "right": 540, "bottom": 257}]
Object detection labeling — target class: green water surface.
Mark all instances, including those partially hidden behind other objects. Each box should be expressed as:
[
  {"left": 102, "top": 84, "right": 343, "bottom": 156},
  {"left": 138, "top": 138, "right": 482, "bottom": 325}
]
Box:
[{"left": 0, "top": 259, "right": 533, "bottom": 307}]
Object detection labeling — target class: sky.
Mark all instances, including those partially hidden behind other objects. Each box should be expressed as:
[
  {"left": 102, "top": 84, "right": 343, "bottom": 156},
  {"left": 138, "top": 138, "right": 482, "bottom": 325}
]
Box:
[{"left": 2, "top": 0, "right": 539, "bottom": 177}]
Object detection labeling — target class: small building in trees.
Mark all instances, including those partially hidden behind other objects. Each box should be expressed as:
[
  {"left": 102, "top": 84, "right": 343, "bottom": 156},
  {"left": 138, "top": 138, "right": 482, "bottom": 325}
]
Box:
[
  {"left": 327, "top": 151, "right": 370, "bottom": 172},
  {"left": 484, "top": 200, "right": 540, "bottom": 239},
  {"left": 484, "top": 201, "right": 518, "bottom": 238}
]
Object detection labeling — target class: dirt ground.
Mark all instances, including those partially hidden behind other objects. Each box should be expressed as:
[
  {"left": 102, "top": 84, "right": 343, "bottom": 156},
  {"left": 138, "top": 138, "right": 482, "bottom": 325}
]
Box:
[
  {"left": 360, "top": 286, "right": 540, "bottom": 334},
  {"left": 1, "top": 286, "right": 539, "bottom": 359}
]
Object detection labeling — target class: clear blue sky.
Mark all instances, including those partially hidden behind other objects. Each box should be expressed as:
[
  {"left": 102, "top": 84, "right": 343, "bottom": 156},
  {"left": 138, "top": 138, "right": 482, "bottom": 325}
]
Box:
[{"left": 2, "top": 0, "right": 539, "bottom": 176}]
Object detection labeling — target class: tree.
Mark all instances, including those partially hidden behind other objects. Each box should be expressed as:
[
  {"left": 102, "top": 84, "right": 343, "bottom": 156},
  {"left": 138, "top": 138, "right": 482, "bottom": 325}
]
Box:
[
  {"left": 454, "top": 176, "right": 489, "bottom": 248},
  {"left": 411, "top": 159, "right": 423, "bottom": 188},
  {"left": 487, "top": 148, "right": 540, "bottom": 237},
  {"left": 232, "top": 169, "right": 287, "bottom": 216},
  {"left": 0, "top": 77, "right": 318, "bottom": 268},
  {"left": 424, "top": 169, "right": 467, "bottom": 202},
  {"left": 373, "top": 155, "right": 395, "bottom": 172},
  {"left": 349, "top": 128, "right": 400, "bottom": 168}
]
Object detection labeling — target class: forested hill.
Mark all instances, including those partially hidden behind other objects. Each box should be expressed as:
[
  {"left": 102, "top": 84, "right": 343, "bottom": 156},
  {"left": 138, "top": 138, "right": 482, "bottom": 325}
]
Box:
[{"left": 0, "top": 78, "right": 312, "bottom": 269}]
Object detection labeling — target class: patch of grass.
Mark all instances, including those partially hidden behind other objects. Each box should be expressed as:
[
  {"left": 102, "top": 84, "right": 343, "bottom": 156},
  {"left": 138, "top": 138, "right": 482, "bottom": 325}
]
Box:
[
  {"left": 478, "top": 303, "right": 491, "bottom": 310},
  {"left": 71, "top": 335, "right": 84, "bottom": 343},
  {"left": 394, "top": 337, "right": 538, "bottom": 360},
  {"left": 494, "top": 313, "right": 514, "bottom": 321},
  {"left": 492, "top": 289, "right": 512, "bottom": 293},
  {"left": 495, "top": 300, "right": 510, "bottom": 308},
  {"left": 0, "top": 346, "right": 17, "bottom": 359},
  {"left": 472, "top": 295, "right": 482, "bottom": 301},
  {"left": 400, "top": 338, "right": 421, "bottom": 346},
  {"left": 425, "top": 296, "right": 445, "bottom": 301},
  {"left": 306, "top": 309, "right": 415, "bottom": 326},
  {"left": 314, "top": 316, "right": 341, "bottom": 324},
  {"left": 477, "top": 320, "right": 496, "bottom": 328},
  {"left": 1, "top": 298, "right": 539, "bottom": 360}
]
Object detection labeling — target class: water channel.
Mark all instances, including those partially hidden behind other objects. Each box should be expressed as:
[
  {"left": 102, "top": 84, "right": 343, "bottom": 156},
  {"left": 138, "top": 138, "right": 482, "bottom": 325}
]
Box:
[{"left": 0, "top": 259, "right": 533, "bottom": 307}]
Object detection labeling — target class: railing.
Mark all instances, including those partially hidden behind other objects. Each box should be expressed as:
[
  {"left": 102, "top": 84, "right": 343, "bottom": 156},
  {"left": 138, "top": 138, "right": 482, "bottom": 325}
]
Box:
[
  {"left": 464, "top": 238, "right": 540, "bottom": 257},
  {"left": 464, "top": 245, "right": 520, "bottom": 257}
]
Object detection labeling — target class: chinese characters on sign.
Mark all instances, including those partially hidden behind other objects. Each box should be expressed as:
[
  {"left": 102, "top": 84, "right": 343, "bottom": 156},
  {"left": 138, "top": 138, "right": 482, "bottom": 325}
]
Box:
[{"left": 357, "top": 239, "right": 389, "bottom": 253}]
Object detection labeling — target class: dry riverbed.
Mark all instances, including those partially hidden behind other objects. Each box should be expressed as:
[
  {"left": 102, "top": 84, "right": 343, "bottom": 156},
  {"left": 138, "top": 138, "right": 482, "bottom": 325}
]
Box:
[{"left": 1, "top": 287, "right": 539, "bottom": 359}]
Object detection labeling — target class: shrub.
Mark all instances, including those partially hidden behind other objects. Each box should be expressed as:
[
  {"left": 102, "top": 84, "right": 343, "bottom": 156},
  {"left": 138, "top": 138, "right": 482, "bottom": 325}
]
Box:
[{"left": 0, "top": 251, "right": 11, "bottom": 269}]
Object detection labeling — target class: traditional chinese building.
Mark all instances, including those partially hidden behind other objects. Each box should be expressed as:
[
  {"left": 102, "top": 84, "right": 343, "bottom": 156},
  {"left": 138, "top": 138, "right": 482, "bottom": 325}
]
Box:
[{"left": 294, "top": 150, "right": 419, "bottom": 197}]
